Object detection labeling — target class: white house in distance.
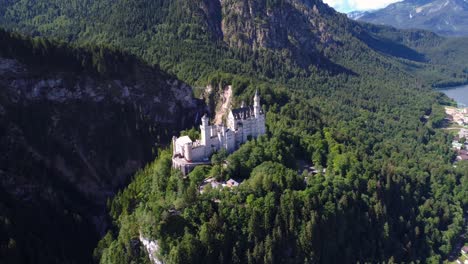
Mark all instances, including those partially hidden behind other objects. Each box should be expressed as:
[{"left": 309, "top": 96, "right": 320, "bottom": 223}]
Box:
[
  {"left": 172, "top": 90, "right": 266, "bottom": 174},
  {"left": 460, "top": 128, "right": 468, "bottom": 139}
]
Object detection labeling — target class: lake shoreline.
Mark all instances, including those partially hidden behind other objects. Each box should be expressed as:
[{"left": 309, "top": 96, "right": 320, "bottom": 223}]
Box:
[{"left": 439, "top": 84, "right": 468, "bottom": 107}]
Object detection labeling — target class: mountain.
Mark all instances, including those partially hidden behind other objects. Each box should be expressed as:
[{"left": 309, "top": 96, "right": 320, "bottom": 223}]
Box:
[
  {"left": 349, "top": 0, "right": 468, "bottom": 36},
  {"left": 0, "top": 29, "right": 204, "bottom": 263},
  {"left": 1, "top": 0, "right": 467, "bottom": 86},
  {"left": 0, "top": 0, "right": 467, "bottom": 263}
]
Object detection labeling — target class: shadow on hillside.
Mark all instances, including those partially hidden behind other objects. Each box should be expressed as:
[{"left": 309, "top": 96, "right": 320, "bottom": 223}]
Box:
[{"left": 357, "top": 31, "right": 427, "bottom": 62}]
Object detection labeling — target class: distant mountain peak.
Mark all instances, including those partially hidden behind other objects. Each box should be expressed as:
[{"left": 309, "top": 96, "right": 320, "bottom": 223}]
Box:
[
  {"left": 347, "top": 11, "right": 370, "bottom": 20},
  {"left": 351, "top": 0, "right": 468, "bottom": 36}
]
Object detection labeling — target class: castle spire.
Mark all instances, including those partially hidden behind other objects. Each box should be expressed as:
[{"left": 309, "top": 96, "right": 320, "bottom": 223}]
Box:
[{"left": 201, "top": 113, "right": 209, "bottom": 126}]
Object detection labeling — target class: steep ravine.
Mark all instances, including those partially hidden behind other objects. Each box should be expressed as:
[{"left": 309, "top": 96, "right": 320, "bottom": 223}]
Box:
[{"left": 0, "top": 56, "right": 205, "bottom": 263}]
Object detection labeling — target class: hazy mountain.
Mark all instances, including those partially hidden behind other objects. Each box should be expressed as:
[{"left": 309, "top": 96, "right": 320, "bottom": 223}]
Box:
[{"left": 350, "top": 0, "right": 468, "bottom": 36}]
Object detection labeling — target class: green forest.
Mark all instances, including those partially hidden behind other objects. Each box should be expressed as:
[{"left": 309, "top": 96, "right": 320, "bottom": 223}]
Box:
[
  {"left": 0, "top": 0, "right": 467, "bottom": 263},
  {"left": 95, "top": 85, "right": 467, "bottom": 262}
]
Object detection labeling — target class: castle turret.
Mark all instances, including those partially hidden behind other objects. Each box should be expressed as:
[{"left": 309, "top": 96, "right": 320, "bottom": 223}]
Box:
[
  {"left": 172, "top": 136, "right": 177, "bottom": 157},
  {"left": 200, "top": 114, "right": 210, "bottom": 146},
  {"left": 254, "top": 89, "right": 261, "bottom": 118}
]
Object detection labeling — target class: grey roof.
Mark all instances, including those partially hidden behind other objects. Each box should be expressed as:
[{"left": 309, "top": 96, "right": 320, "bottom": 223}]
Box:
[{"left": 231, "top": 106, "right": 254, "bottom": 120}]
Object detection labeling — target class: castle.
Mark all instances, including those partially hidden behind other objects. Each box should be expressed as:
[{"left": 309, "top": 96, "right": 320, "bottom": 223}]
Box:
[{"left": 172, "top": 90, "right": 266, "bottom": 174}]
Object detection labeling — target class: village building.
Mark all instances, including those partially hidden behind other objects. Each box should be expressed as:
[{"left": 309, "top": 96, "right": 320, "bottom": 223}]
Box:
[
  {"left": 199, "top": 178, "right": 241, "bottom": 193},
  {"left": 172, "top": 90, "right": 266, "bottom": 174},
  {"left": 462, "top": 245, "right": 468, "bottom": 255},
  {"left": 460, "top": 128, "right": 468, "bottom": 139},
  {"left": 457, "top": 149, "right": 468, "bottom": 161},
  {"left": 453, "top": 141, "right": 463, "bottom": 150},
  {"left": 223, "top": 179, "right": 240, "bottom": 188},
  {"left": 445, "top": 107, "right": 468, "bottom": 126}
]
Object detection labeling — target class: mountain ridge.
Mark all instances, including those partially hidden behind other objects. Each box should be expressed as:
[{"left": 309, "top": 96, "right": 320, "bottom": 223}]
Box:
[
  {"left": 1, "top": 0, "right": 467, "bottom": 85},
  {"left": 350, "top": 0, "right": 468, "bottom": 36}
]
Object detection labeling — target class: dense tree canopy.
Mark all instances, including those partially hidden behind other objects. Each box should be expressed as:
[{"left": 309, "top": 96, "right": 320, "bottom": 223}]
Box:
[{"left": 96, "top": 90, "right": 467, "bottom": 263}]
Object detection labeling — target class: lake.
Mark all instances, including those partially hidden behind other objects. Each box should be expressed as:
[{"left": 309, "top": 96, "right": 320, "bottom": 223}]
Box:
[{"left": 439, "top": 84, "right": 468, "bottom": 107}]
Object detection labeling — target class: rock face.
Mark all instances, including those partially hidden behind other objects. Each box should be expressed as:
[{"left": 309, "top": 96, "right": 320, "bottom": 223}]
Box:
[
  {"left": 0, "top": 0, "right": 348, "bottom": 71},
  {"left": 213, "top": 85, "right": 233, "bottom": 125},
  {"left": 350, "top": 0, "right": 468, "bottom": 36},
  {"left": 0, "top": 55, "right": 204, "bottom": 263},
  {"left": 220, "top": 0, "right": 338, "bottom": 66},
  {"left": 139, "top": 233, "right": 163, "bottom": 264}
]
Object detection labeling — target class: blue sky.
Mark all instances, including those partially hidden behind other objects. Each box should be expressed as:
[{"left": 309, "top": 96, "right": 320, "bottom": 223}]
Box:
[{"left": 322, "top": 0, "right": 402, "bottom": 13}]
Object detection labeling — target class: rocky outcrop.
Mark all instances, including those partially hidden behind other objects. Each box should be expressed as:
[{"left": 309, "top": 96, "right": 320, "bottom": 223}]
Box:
[
  {"left": 203, "top": 0, "right": 348, "bottom": 71},
  {"left": 213, "top": 85, "right": 233, "bottom": 125},
  {"left": 220, "top": 1, "right": 336, "bottom": 57},
  {"left": 0, "top": 0, "right": 376, "bottom": 74},
  {"left": 140, "top": 233, "right": 163, "bottom": 264}
]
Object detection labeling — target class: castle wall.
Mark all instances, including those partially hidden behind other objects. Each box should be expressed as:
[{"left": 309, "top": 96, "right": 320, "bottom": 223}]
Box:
[
  {"left": 235, "top": 126, "right": 243, "bottom": 147},
  {"left": 256, "top": 115, "right": 265, "bottom": 136},
  {"left": 175, "top": 143, "right": 183, "bottom": 156},
  {"left": 191, "top": 146, "right": 206, "bottom": 162},
  {"left": 251, "top": 118, "right": 258, "bottom": 138},
  {"left": 184, "top": 143, "right": 193, "bottom": 161},
  {"left": 243, "top": 120, "right": 251, "bottom": 142},
  {"left": 226, "top": 130, "right": 236, "bottom": 152},
  {"left": 207, "top": 135, "right": 220, "bottom": 150},
  {"left": 201, "top": 125, "right": 209, "bottom": 146}
]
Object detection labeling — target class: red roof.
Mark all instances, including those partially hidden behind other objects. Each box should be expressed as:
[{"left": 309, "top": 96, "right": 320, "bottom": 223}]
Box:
[{"left": 462, "top": 245, "right": 468, "bottom": 253}]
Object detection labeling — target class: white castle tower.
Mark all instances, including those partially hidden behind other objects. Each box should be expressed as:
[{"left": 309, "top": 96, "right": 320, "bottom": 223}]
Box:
[
  {"left": 254, "top": 89, "right": 261, "bottom": 118},
  {"left": 200, "top": 114, "right": 210, "bottom": 146}
]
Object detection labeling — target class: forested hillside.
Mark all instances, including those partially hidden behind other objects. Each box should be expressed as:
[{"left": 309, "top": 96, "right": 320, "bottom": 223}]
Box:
[
  {"left": 0, "top": 0, "right": 467, "bottom": 263},
  {"left": 1, "top": 0, "right": 468, "bottom": 86},
  {"left": 0, "top": 29, "right": 204, "bottom": 263}
]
